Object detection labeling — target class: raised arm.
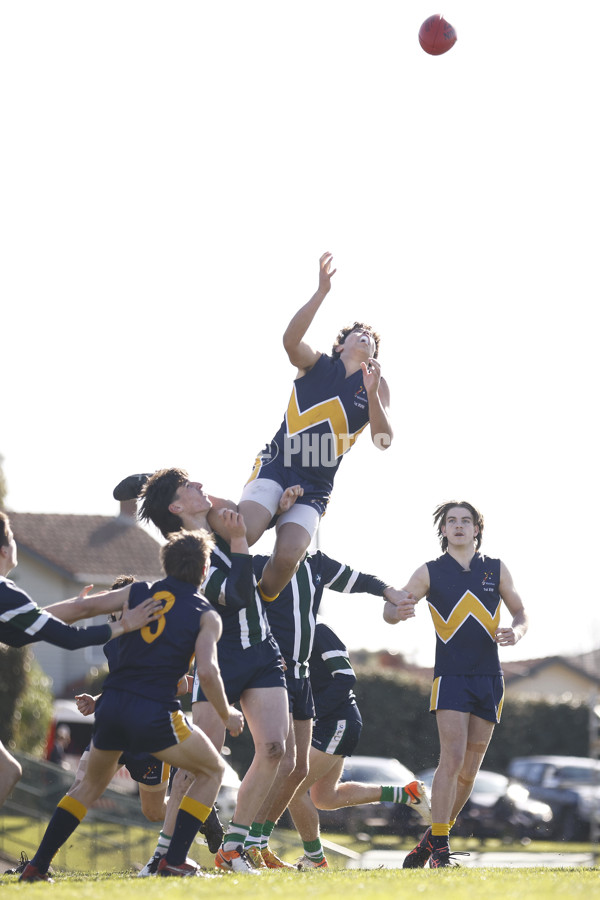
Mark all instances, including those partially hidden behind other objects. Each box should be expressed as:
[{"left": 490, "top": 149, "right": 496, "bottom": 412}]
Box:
[
  {"left": 202, "top": 511, "right": 255, "bottom": 612},
  {"left": 46, "top": 584, "right": 133, "bottom": 624},
  {"left": 282, "top": 252, "right": 336, "bottom": 374},
  {"left": 495, "top": 561, "right": 529, "bottom": 646}
]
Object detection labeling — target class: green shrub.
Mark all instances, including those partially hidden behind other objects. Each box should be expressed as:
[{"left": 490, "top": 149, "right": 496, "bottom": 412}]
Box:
[{"left": 0, "top": 646, "right": 54, "bottom": 755}]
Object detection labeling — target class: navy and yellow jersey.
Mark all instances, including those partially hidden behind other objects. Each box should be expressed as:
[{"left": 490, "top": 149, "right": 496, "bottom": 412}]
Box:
[
  {"left": 101, "top": 574, "right": 212, "bottom": 703},
  {"left": 248, "top": 353, "right": 370, "bottom": 494},
  {"left": 254, "top": 551, "right": 387, "bottom": 678},
  {"left": 426, "top": 552, "right": 503, "bottom": 677},
  {"left": 202, "top": 535, "right": 272, "bottom": 651},
  {"left": 0, "top": 576, "right": 112, "bottom": 649},
  {"left": 309, "top": 622, "right": 357, "bottom": 720}
]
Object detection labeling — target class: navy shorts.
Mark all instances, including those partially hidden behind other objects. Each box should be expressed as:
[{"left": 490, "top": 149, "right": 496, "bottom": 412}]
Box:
[
  {"left": 284, "top": 670, "right": 315, "bottom": 721},
  {"left": 82, "top": 742, "right": 171, "bottom": 787},
  {"left": 193, "top": 636, "right": 286, "bottom": 704},
  {"left": 93, "top": 688, "right": 194, "bottom": 754},
  {"left": 311, "top": 699, "right": 363, "bottom": 756},
  {"left": 121, "top": 752, "right": 171, "bottom": 787},
  {"left": 430, "top": 674, "right": 505, "bottom": 724}
]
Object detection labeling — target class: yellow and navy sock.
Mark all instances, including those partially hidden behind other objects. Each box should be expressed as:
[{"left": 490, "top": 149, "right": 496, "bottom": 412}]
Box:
[
  {"left": 430, "top": 823, "right": 450, "bottom": 849},
  {"left": 167, "top": 797, "right": 211, "bottom": 865},
  {"left": 32, "top": 795, "right": 88, "bottom": 872}
]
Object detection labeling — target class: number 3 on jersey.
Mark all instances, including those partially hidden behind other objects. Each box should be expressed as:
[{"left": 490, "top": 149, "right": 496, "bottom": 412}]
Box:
[{"left": 141, "top": 590, "right": 175, "bottom": 643}]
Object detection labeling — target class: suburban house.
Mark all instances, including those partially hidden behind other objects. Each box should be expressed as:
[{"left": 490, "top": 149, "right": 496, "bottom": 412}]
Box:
[{"left": 7, "top": 501, "right": 163, "bottom": 695}]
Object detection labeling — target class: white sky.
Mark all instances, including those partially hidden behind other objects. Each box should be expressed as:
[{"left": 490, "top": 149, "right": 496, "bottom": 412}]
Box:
[{"left": 2, "top": 2, "right": 598, "bottom": 669}]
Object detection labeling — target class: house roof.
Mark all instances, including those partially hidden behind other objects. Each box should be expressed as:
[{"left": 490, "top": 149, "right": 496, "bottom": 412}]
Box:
[
  {"left": 9, "top": 508, "right": 164, "bottom": 583},
  {"left": 502, "top": 654, "right": 600, "bottom": 687}
]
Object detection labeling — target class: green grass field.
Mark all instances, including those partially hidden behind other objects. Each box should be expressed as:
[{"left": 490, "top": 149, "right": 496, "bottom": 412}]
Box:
[
  {"left": 2, "top": 815, "right": 598, "bottom": 897},
  {"left": 2, "top": 866, "right": 599, "bottom": 900}
]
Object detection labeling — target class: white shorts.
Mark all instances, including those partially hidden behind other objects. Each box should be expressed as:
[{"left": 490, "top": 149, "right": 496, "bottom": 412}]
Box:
[{"left": 239, "top": 478, "right": 320, "bottom": 542}]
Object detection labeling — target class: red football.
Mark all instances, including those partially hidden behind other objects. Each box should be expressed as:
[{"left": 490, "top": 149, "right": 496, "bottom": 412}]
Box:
[{"left": 418, "top": 14, "right": 457, "bottom": 56}]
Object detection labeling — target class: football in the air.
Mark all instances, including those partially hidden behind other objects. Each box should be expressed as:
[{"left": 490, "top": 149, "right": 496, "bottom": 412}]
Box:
[{"left": 418, "top": 14, "right": 457, "bottom": 56}]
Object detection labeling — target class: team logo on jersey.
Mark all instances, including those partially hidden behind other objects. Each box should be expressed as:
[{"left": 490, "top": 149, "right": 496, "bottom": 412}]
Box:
[
  {"left": 257, "top": 441, "right": 279, "bottom": 467},
  {"left": 482, "top": 572, "right": 496, "bottom": 592},
  {"left": 353, "top": 383, "right": 367, "bottom": 410}
]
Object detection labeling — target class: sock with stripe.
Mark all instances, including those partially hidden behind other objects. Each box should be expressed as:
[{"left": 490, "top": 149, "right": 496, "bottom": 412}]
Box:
[
  {"left": 154, "top": 830, "right": 172, "bottom": 856},
  {"left": 166, "top": 796, "right": 211, "bottom": 866},
  {"left": 380, "top": 784, "right": 421, "bottom": 804},
  {"left": 244, "top": 822, "right": 264, "bottom": 850},
  {"left": 223, "top": 822, "right": 250, "bottom": 852},
  {"left": 302, "top": 838, "right": 325, "bottom": 863},
  {"left": 31, "top": 795, "right": 88, "bottom": 873},
  {"left": 261, "top": 819, "right": 276, "bottom": 848}
]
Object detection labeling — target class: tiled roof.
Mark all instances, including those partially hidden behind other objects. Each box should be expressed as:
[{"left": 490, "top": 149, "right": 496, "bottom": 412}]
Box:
[
  {"left": 502, "top": 653, "right": 600, "bottom": 686},
  {"left": 9, "top": 509, "right": 164, "bottom": 582}
]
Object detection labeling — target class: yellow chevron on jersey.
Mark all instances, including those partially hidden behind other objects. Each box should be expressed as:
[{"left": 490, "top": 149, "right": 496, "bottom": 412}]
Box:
[
  {"left": 428, "top": 590, "right": 501, "bottom": 643},
  {"left": 286, "top": 384, "right": 368, "bottom": 460}
]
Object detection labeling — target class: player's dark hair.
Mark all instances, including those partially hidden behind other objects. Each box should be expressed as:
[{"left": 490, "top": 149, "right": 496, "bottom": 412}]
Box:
[
  {"left": 0, "top": 511, "right": 10, "bottom": 548},
  {"left": 107, "top": 574, "right": 135, "bottom": 623},
  {"left": 138, "top": 468, "right": 189, "bottom": 538},
  {"left": 332, "top": 322, "right": 380, "bottom": 360},
  {"left": 161, "top": 529, "right": 215, "bottom": 586},
  {"left": 110, "top": 574, "right": 134, "bottom": 591},
  {"left": 433, "top": 501, "right": 484, "bottom": 552}
]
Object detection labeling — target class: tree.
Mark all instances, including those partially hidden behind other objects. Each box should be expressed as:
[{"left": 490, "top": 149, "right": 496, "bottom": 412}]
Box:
[{"left": 0, "top": 452, "right": 7, "bottom": 509}]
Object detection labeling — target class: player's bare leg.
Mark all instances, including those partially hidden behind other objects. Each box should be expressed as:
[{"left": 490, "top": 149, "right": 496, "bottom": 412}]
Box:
[
  {"left": 0, "top": 743, "right": 22, "bottom": 807},
  {"left": 234, "top": 687, "right": 289, "bottom": 825},
  {"left": 257, "top": 522, "right": 312, "bottom": 599},
  {"left": 237, "top": 499, "right": 273, "bottom": 547},
  {"left": 449, "top": 714, "right": 494, "bottom": 819}
]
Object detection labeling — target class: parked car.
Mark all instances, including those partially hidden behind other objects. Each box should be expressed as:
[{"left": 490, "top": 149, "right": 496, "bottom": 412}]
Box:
[
  {"left": 507, "top": 755, "right": 600, "bottom": 841},
  {"left": 317, "top": 755, "right": 427, "bottom": 837},
  {"left": 418, "top": 767, "right": 553, "bottom": 841}
]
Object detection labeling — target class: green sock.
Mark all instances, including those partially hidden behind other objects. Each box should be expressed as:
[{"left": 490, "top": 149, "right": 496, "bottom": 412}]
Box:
[
  {"left": 262, "top": 819, "right": 276, "bottom": 847},
  {"left": 380, "top": 784, "right": 417, "bottom": 804},
  {"left": 223, "top": 822, "right": 249, "bottom": 851},
  {"left": 302, "top": 838, "right": 325, "bottom": 862},
  {"left": 244, "top": 822, "right": 264, "bottom": 849},
  {"left": 262, "top": 820, "right": 276, "bottom": 837},
  {"left": 155, "top": 831, "right": 171, "bottom": 854}
]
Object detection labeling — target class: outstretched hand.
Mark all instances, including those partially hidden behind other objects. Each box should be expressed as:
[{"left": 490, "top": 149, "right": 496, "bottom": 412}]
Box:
[
  {"left": 383, "top": 589, "right": 417, "bottom": 623},
  {"left": 119, "top": 597, "right": 162, "bottom": 634},
  {"left": 318, "top": 251, "right": 336, "bottom": 295}
]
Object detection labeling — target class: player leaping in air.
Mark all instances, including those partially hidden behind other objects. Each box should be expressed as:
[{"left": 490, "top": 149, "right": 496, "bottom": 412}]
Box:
[{"left": 238, "top": 251, "right": 393, "bottom": 602}]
